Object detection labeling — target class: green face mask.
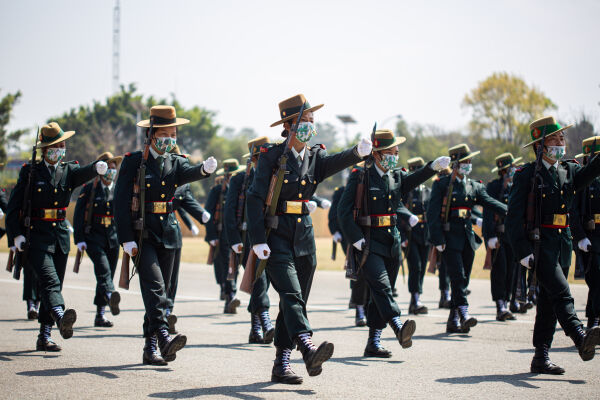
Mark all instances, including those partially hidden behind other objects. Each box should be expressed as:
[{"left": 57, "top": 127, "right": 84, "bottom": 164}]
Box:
[
  {"left": 46, "top": 148, "right": 66, "bottom": 163},
  {"left": 154, "top": 137, "right": 177, "bottom": 153},
  {"left": 295, "top": 122, "right": 317, "bottom": 143},
  {"left": 380, "top": 153, "right": 398, "bottom": 170}
]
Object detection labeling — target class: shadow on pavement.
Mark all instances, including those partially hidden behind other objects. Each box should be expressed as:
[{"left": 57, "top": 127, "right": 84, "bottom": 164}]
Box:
[
  {"left": 17, "top": 363, "right": 171, "bottom": 379},
  {"left": 290, "top": 355, "right": 403, "bottom": 367},
  {"left": 0, "top": 349, "right": 60, "bottom": 361},
  {"left": 437, "top": 372, "right": 586, "bottom": 388},
  {"left": 387, "top": 331, "right": 470, "bottom": 342},
  {"left": 507, "top": 346, "right": 576, "bottom": 354},
  {"left": 148, "top": 381, "right": 315, "bottom": 399},
  {"left": 186, "top": 342, "right": 263, "bottom": 352}
]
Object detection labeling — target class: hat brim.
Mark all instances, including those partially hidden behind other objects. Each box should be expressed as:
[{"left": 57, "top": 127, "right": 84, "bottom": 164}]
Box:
[
  {"left": 373, "top": 136, "right": 407, "bottom": 151},
  {"left": 270, "top": 104, "right": 324, "bottom": 127},
  {"left": 491, "top": 156, "right": 523, "bottom": 173},
  {"left": 457, "top": 150, "right": 480, "bottom": 163},
  {"left": 37, "top": 130, "right": 76, "bottom": 148},
  {"left": 522, "top": 124, "right": 573, "bottom": 148},
  {"left": 107, "top": 156, "right": 123, "bottom": 167},
  {"left": 137, "top": 117, "right": 190, "bottom": 128},
  {"left": 216, "top": 165, "right": 245, "bottom": 176}
]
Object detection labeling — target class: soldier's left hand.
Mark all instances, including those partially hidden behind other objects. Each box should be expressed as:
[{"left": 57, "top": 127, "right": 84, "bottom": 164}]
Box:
[
  {"left": 307, "top": 201, "right": 318, "bottom": 213},
  {"left": 191, "top": 224, "right": 200, "bottom": 236},
  {"left": 401, "top": 240, "right": 408, "bottom": 248},
  {"left": 0, "top": 209, "right": 4, "bottom": 219},
  {"left": 431, "top": 156, "right": 451, "bottom": 171},
  {"left": 578, "top": 238, "right": 592, "bottom": 252},
  {"left": 333, "top": 232, "right": 342, "bottom": 243},
  {"left": 202, "top": 211, "right": 211, "bottom": 224},
  {"left": 320, "top": 199, "right": 331, "bottom": 210},
  {"left": 202, "top": 156, "right": 218, "bottom": 174},
  {"left": 210, "top": 239, "right": 219, "bottom": 247},
  {"left": 475, "top": 217, "right": 483, "bottom": 228},
  {"left": 96, "top": 160, "right": 108, "bottom": 175},
  {"left": 408, "top": 214, "right": 419, "bottom": 227},
  {"left": 357, "top": 137, "right": 373, "bottom": 157}
]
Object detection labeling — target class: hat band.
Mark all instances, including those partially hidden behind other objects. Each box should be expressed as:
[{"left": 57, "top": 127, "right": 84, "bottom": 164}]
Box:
[
  {"left": 280, "top": 102, "right": 311, "bottom": 119},
  {"left": 224, "top": 166, "right": 238, "bottom": 172},
  {"left": 583, "top": 143, "right": 600, "bottom": 155},
  {"left": 451, "top": 153, "right": 469, "bottom": 161},
  {"left": 373, "top": 137, "right": 395, "bottom": 148},
  {"left": 41, "top": 129, "right": 65, "bottom": 143},
  {"left": 530, "top": 123, "right": 561, "bottom": 140},
  {"left": 151, "top": 116, "right": 177, "bottom": 125},
  {"left": 496, "top": 158, "right": 514, "bottom": 168}
]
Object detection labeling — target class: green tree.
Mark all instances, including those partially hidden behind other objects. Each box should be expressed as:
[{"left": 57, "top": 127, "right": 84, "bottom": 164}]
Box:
[
  {"left": 565, "top": 114, "right": 596, "bottom": 159},
  {"left": 0, "top": 90, "right": 29, "bottom": 164}
]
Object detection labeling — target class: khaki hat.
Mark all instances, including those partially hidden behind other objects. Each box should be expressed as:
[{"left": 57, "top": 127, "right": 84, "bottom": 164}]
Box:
[
  {"left": 575, "top": 136, "right": 600, "bottom": 159},
  {"left": 407, "top": 157, "right": 425, "bottom": 169},
  {"left": 491, "top": 152, "right": 522, "bottom": 173},
  {"left": 137, "top": 105, "right": 190, "bottom": 128},
  {"left": 270, "top": 94, "right": 324, "bottom": 127},
  {"left": 448, "top": 143, "right": 480, "bottom": 162},
  {"left": 523, "top": 116, "right": 573, "bottom": 148},
  {"left": 243, "top": 136, "right": 270, "bottom": 158},
  {"left": 37, "top": 122, "right": 75, "bottom": 148},
  {"left": 215, "top": 158, "right": 244, "bottom": 176},
  {"left": 372, "top": 129, "right": 406, "bottom": 151},
  {"left": 96, "top": 151, "right": 123, "bottom": 167}
]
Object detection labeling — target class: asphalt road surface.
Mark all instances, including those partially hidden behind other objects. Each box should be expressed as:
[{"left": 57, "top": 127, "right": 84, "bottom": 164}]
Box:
[{"left": 1, "top": 253, "right": 598, "bottom": 399}]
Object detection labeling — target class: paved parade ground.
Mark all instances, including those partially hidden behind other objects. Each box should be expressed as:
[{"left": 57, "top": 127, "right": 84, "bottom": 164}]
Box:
[{"left": 1, "top": 252, "right": 598, "bottom": 399}]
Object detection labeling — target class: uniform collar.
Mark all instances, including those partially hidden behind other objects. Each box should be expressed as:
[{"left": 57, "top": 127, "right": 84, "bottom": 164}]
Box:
[
  {"left": 149, "top": 145, "right": 168, "bottom": 160},
  {"left": 44, "top": 159, "right": 58, "bottom": 170},
  {"left": 542, "top": 158, "right": 558, "bottom": 170},
  {"left": 101, "top": 181, "right": 114, "bottom": 191},
  {"left": 291, "top": 146, "right": 306, "bottom": 161},
  {"left": 374, "top": 163, "right": 390, "bottom": 178}
]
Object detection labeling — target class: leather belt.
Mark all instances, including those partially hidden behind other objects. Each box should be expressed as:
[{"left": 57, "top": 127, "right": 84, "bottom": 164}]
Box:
[
  {"left": 279, "top": 200, "right": 309, "bottom": 215},
  {"left": 93, "top": 214, "right": 114, "bottom": 227},
  {"left": 358, "top": 214, "right": 397, "bottom": 227},
  {"left": 541, "top": 213, "right": 569, "bottom": 228},
  {"left": 32, "top": 207, "right": 67, "bottom": 221},
  {"left": 146, "top": 201, "right": 174, "bottom": 214}
]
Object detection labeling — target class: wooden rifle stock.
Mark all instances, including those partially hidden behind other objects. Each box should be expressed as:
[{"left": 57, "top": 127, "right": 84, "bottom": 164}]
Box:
[
  {"left": 207, "top": 244, "right": 216, "bottom": 265},
  {"left": 483, "top": 247, "right": 493, "bottom": 270},
  {"left": 427, "top": 247, "right": 438, "bottom": 274},
  {"left": 119, "top": 247, "right": 137, "bottom": 290},
  {"left": 6, "top": 249, "right": 14, "bottom": 273},
  {"left": 227, "top": 248, "right": 240, "bottom": 280},
  {"left": 331, "top": 240, "right": 337, "bottom": 261},
  {"left": 73, "top": 249, "right": 83, "bottom": 273},
  {"left": 240, "top": 249, "right": 257, "bottom": 294}
]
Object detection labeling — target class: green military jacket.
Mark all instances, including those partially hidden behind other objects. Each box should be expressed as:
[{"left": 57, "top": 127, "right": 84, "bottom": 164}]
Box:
[
  {"left": 338, "top": 163, "right": 436, "bottom": 260},
  {"left": 427, "top": 174, "right": 507, "bottom": 252},
  {"left": 482, "top": 177, "right": 511, "bottom": 243},
  {"left": 6, "top": 160, "right": 99, "bottom": 253},
  {"left": 114, "top": 151, "right": 210, "bottom": 249},
  {"left": 73, "top": 179, "right": 118, "bottom": 249},
  {"left": 399, "top": 183, "right": 431, "bottom": 246},
  {"left": 224, "top": 168, "right": 254, "bottom": 248},
  {"left": 571, "top": 176, "right": 600, "bottom": 252},
  {"left": 172, "top": 183, "right": 207, "bottom": 228},
  {"left": 246, "top": 142, "right": 362, "bottom": 257}
]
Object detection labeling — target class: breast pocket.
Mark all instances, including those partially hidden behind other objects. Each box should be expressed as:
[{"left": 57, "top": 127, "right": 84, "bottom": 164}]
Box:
[{"left": 280, "top": 173, "right": 299, "bottom": 199}]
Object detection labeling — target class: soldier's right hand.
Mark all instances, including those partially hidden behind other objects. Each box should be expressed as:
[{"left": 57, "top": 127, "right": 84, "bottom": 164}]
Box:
[
  {"left": 435, "top": 244, "right": 446, "bottom": 252},
  {"left": 487, "top": 237, "right": 498, "bottom": 249},
  {"left": 123, "top": 241, "right": 138, "bottom": 257},
  {"left": 353, "top": 238, "right": 366, "bottom": 251},
  {"left": 76, "top": 242, "right": 87, "bottom": 252},
  {"left": 202, "top": 156, "right": 218, "bottom": 174},
  {"left": 578, "top": 238, "right": 592, "bottom": 252},
  {"left": 201, "top": 211, "right": 211, "bottom": 224},
  {"left": 209, "top": 239, "right": 219, "bottom": 247},
  {"left": 520, "top": 254, "right": 533, "bottom": 269},
  {"left": 401, "top": 240, "right": 408, "bottom": 248},
  {"left": 231, "top": 243, "right": 243, "bottom": 254},
  {"left": 252, "top": 243, "right": 271, "bottom": 260},
  {"left": 14, "top": 235, "right": 26, "bottom": 252},
  {"left": 333, "top": 232, "right": 342, "bottom": 243}
]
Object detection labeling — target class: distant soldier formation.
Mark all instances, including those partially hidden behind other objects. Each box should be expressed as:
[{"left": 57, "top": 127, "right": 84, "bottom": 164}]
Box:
[{"left": 3, "top": 95, "right": 600, "bottom": 383}]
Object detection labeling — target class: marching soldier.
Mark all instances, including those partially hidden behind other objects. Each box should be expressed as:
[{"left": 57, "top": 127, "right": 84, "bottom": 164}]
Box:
[
  {"left": 482, "top": 153, "right": 521, "bottom": 321},
  {"left": 114, "top": 105, "right": 217, "bottom": 365},
  {"left": 73, "top": 152, "right": 123, "bottom": 327},
  {"left": 506, "top": 116, "right": 600, "bottom": 374},
  {"left": 338, "top": 130, "right": 449, "bottom": 358},
  {"left": 427, "top": 144, "right": 507, "bottom": 334},
  {"left": 400, "top": 157, "right": 432, "bottom": 315},
  {"left": 246, "top": 94, "right": 370, "bottom": 384},
  {"left": 6, "top": 122, "right": 108, "bottom": 351},
  {"left": 430, "top": 167, "right": 452, "bottom": 308}
]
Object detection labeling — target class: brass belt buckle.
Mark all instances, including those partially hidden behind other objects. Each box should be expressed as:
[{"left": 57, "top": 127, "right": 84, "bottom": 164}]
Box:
[
  {"left": 553, "top": 214, "right": 566, "bottom": 226},
  {"left": 376, "top": 215, "right": 391, "bottom": 227},
  {"left": 43, "top": 209, "right": 57, "bottom": 219},
  {"left": 154, "top": 202, "right": 167, "bottom": 213},
  {"left": 286, "top": 201, "right": 303, "bottom": 214},
  {"left": 101, "top": 217, "right": 112, "bottom": 227},
  {"left": 457, "top": 209, "right": 468, "bottom": 218},
  {"left": 594, "top": 214, "right": 600, "bottom": 224}
]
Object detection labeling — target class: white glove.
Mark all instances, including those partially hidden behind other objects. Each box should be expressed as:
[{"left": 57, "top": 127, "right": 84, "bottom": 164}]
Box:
[
  {"left": 475, "top": 217, "right": 483, "bottom": 228},
  {"left": 202, "top": 211, "right": 211, "bottom": 224},
  {"left": 356, "top": 137, "right": 373, "bottom": 157},
  {"left": 231, "top": 243, "right": 243, "bottom": 254},
  {"left": 320, "top": 199, "right": 331, "bottom": 210},
  {"left": 0, "top": 209, "right": 4, "bottom": 220},
  {"left": 408, "top": 214, "right": 419, "bottom": 227},
  {"left": 578, "top": 238, "right": 592, "bottom": 252},
  {"left": 190, "top": 224, "right": 200, "bottom": 236},
  {"left": 209, "top": 239, "right": 218, "bottom": 247},
  {"left": 436, "top": 244, "right": 446, "bottom": 252},
  {"left": 401, "top": 240, "right": 408, "bottom": 248},
  {"left": 353, "top": 238, "right": 366, "bottom": 251},
  {"left": 14, "top": 235, "right": 26, "bottom": 252},
  {"left": 202, "top": 156, "right": 218, "bottom": 174},
  {"left": 487, "top": 237, "right": 498, "bottom": 249},
  {"left": 76, "top": 242, "right": 87, "bottom": 252},
  {"left": 431, "top": 156, "right": 451, "bottom": 171},
  {"left": 520, "top": 254, "right": 534, "bottom": 269},
  {"left": 307, "top": 201, "right": 317, "bottom": 213},
  {"left": 253, "top": 243, "right": 271, "bottom": 260},
  {"left": 333, "top": 231, "right": 342, "bottom": 243},
  {"left": 95, "top": 160, "right": 108, "bottom": 175},
  {"left": 123, "top": 241, "right": 138, "bottom": 257},
  {"left": 10, "top": 246, "right": 16, "bottom": 253}
]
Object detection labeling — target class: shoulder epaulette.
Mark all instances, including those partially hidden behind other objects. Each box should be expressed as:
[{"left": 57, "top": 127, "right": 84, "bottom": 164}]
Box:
[
  {"left": 22, "top": 163, "right": 27, "bottom": 167},
  {"left": 260, "top": 143, "right": 277, "bottom": 153},
  {"left": 312, "top": 143, "right": 326, "bottom": 150},
  {"left": 173, "top": 153, "right": 188, "bottom": 158},
  {"left": 334, "top": 186, "right": 339, "bottom": 191},
  {"left": 125, "top": 152, "right": 132, "bottom": 156},
  {"left": 401, "top": 167, "right": 407, "bottom": 172}
]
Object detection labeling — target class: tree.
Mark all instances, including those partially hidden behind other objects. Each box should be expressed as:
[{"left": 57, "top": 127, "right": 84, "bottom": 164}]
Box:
[
  {"left": 565, "top": 113, "right": 596, "bottom": 159},
  {"left": 0, "top": 90, "right": 29, "bottom": 164},
  {"left": 462, "top": 72, "right": 556, "bottom": 145}
]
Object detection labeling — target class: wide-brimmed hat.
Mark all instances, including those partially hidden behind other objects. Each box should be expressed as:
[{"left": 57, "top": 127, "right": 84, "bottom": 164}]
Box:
[
  {"left": 96, "top": 151, "right": 123, "bottom": 167},
  {"left": 523, "top": 116, "right": 573, "bottom": 148},
  {"left": 270, "top": 94, "right": 324, "bottom": 127},
  {"left": 575, "top": 136, "right": 600, "bottom": 159},
  {"left": 242, "top": 136, "right": 270, "bottom": 158},
  {"left": 372, "top": 129, "right": 406, "bottom": 151},
  {"left": 407, "top": 157, "right": 425, "bottom": 169},
  {"left": 215, "top": 158, "right": 244, "bottom": 176},
  {"left": 491, "top": 152, "right": 522, "bottom": 173},
  {"left": 37, "top": 122, "right": 76, "bottom": 148},
  {"left": 137, "top": 105, "right": 190, "bottom": 128},
  {"left": 448, "top": 143, "right": 480, "bottom": 163}
]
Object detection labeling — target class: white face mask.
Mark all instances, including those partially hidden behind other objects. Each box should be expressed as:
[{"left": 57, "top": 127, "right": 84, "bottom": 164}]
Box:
[
  {"left": 546, "top": 145, "right": 566, "bottom": 161},
  {"left": 295, "top": 122, "right": 317, "bottom": 143},
  {"left": 46, "top": 148, "right": 66, "bottom": 164},
  {"left": 458, "top": 163, "right": 472, "bottom": 176}
]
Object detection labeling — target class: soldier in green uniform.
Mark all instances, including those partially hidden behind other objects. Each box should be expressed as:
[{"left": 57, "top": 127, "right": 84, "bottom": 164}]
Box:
[
  {"left": 571, "top": 136, "right": 600, "bottom": 331},
  {"left": 73, "top": 152, "right": 123, "bottom": 327},
  {"left": 400, "top": 157, "right": 432, "bottom": 315},
  {"left": 6, "top": 122, "right": 108, "bottom": 351},
  {"left": 430, "top": 168, "right": 452, "bottom": 308},
  {"left": 482, "top": 153, "right": 522, "bottom": 322},
  {"left": 246, "top": 94, "right": 370, "bottom": 384},
  {"left": 114, "top": 105, "right": 217, "bottom": 365},
  {"left": 339, "top": 130, "right": 450, "bottom": 358},
  {"left": 507, "top": 117, "right": 600, "bottom": 374},
  {"left": 427, "top": 144, "right": 507, "bottom": 334}
]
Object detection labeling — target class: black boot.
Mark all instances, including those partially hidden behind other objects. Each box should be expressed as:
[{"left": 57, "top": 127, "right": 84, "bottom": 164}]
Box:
[
  {"left": 271, "top": 347, "right": 303, "bottom": 384},
  {"left": 392, "top": 287, "right": 398, "bottom": 297},
  {"left": 224, "top": 295, "right": 240, "bottom": 314},
  {"left": 355, "top": 305, "right": 367, "bottom": 327},
  {"left": 389, "top": 316, "right": 416, "bottom": 348},
  {"left": 53, "top": 308, "right": 77, "bottom": 340},
  {"left": 295, "top": 333, "right": 334, "bottom": 377},
  {"left": 219, "top": 284, "right": 225, "bottom": 300},
  {"left": 495, "top": 300, "right": 512, "bottom": 321},
  {"left": 446, "top": 308, "right": 462, "bottom": 333},
  {"left": 156, "top": 328, "right": 187, "bottom": 363},
  {"left": 249, "top": 314, "right": 264, "bottom": 344},
  {"left": 143, "top": 336, "right": 167, "bottom": 365},
  {"left": 570, "top": 325, "right": 600, "bottom": 361},
  {"left": 530, "top": 345, "right": 565, "bottom": 374},
  {"left": 106, "top": 291, "right": 121, "bottom": 316},
  {"left": 94, "top": 306, "right": 113, "bottom": 327},
  {"left": 36, "top": 324, "right": 61, "bottom": 352},
  {"left": 409, "top": 293, "right": 428, "bottom": 315},
  {"left": 587, "top": 317, "right": 599, "bottom": 331},
  {"left": 364, "top": 328, "right": 392, "bottom": 358},
  {"left": 167, "top": 313, "right": 178, "bottom": 334},
  {"left": 503, "top": 300, "right": 516, "bottom": 320},
  {"left": 259, "top": 309, "right": 275, "bottom": 344},
  {"left": 27, "top": 300, "right": 38, "bottom": 320},
  {"left": 439, "top": 290, "right": 451, "bottom": 309},
  {"left": 457, "top": 305, "right": 477, "bottom": 332}
]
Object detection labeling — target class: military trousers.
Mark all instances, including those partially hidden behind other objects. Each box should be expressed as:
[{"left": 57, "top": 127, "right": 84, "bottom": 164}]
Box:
[
  {"left": 266, "top": 248, "right": 316, "bottom": 349},
  {"left": 490, "top": 239, "right": 515, "bottom": 301},
  {"left": 137, "top": 241, "right": 175, "bottom": 337},
  {"left": 438, "top": 256, "right": 450, "bottom": 292},
  {"left": 581, "top": 251, "right": 600, "bottom": 319},
  {"left": 248, "top": 268, "right": 271, "bottom": 314},
  {"left": 86, "top": 243, "right": 118, "bottom": 307},
  {"left": 166, "top": 247, "right": 182, "bottom": 311},
  {"left": 363, "top": 252, "right": 402, "bottom": 330},
  {"left": 405, "top": 241, "right": 430, "bottom": 294},
  {"left": 214, "top": 243, "right": 236, "bottom": 296},
  {"left": 350, "top": 273, "right": 368, "bottom": 306},
  {"left": 27, "top": 248, "right": 68, "bottom": 325},
  {"left": 442, "top": 245, "right": 475, "bottom": 308},
  {"left": 22, "top": 264, "right": 39, "bottom": 302}
]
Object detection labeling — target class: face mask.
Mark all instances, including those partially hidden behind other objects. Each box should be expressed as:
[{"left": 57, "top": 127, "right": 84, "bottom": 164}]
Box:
[
  {"left": 507, "top": 167, "right": 516, "bottom": 178},
  {"left": 546, "top": 145, "right": 566, "bottom": 161},
  {"left": 295, "top": 122, "right": 317, "bottom": 143},
  {"left": 46, "top": 148, "right": 66, "bottom": 163},
  {"left": 379, "top": 153, "right": 398, "bottom": 170},
  {"left": 104, "top": 168, "right": 117, "bottom": 181},
  {"left": 154, "top": 137, "right": 177, "bottom": 153},
  {"left": 458, "top": 163, "right": 472, "bottom": 176}
]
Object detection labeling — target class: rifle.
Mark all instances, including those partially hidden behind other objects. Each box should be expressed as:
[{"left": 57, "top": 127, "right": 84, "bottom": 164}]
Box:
[
  {"left": 208, "top": 175, "right": 228, "bottom": 265},
  {"left": 74, "top": 177, "right": 99, "bottom": 273},
  {"left": 6, "top": 249, "right": 14, "bottom": 273},
  {"left": 427, "top": 246, "right": 438, "bottom": 274},
  {"left": 331, "top": 239, "right": 337, "bottom": 261},
  {"left": 13, "top": 137, "right": 38, "bottom": 280},
  {"left": 401, "top": 189, "right": 416, "bottom": 283},
  {"left": 73, "top": 249, "right": 83, "bottom": 273},
  {"left": 254, "top": 102, "right": 307, "bottom": 281}
]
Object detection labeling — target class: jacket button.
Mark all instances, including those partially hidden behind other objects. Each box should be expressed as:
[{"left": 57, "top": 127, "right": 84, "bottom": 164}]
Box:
[
  {"left": 284, "top": 179, "right": 288, "bottom": 183},
  {"left": 54, "top": 189, "right": 58, "bottom": 193},
  {"left": 54, "top": 201, "right": 58, "bottom": 206},
  {"left": 162, "top": 181, "right": 165, "bottom": 186},
  {"left": 37, "top": 188, "right": 42, "bottom": 192},
  {"left": 561, "top": 204, "right": 565, "bottom": 208},
  {"left": 542, "top": 194, "right": 546, "bottom": 198},
  {"left": 298, "top": 193, "right": 302, "bottom": 199},
  {"left": 174, "top": 184, "right": 178, "bottom": 188},
  {"left": 465, "top": 197, "right": 468, "bottom": 201},
  {"left": 179, "top": 196, "right": 183, "bottom": 200},
  {"left": 147, "top": 184, "right": 150, "bottom": 188},
  {"left": 297, "top": 218, "right": 301, "bottom": 223},
  {"left": 161, "top": 194, "right": 165, "bottom": 198},
  {"left": 592, "top": 195, "right": 595, "bottom": 199},
  {"left": 388, "top": 207, "right": 392, "bottom": 211},
  {"left": 558, "top": 229, "right": 561, "bottom": 234},
  {"left": 388, "top": 195, "right": 392, "bottom": 199},
  {"left": 452, "top": 197, "right": 456, "bottom": 201},
  {"left": 52, "top": 222, "right": 56, "bottom": 227},
  {"left": 160, "top": 216, "right": 163, "bottom": 220},
  {"left": 301, "top": 180, "right": 306, "bottom": 185},
  {"left": 373, "top": 197, "right": 377, "bottom": 200},
  {"left": 560, "top": 190, "right": 563, "bottom": 195},
  {"left": 107, "top": 210, "right": 110, "bottom": 215},
  {"left": 94, "top": 203, "right": 98, "bottom": 207},
  {"left": 313, "top": 180, "right": 317, "bottom": 184},
  {"left": 387, "top": 229, "right": 391, "bottom": 232}
]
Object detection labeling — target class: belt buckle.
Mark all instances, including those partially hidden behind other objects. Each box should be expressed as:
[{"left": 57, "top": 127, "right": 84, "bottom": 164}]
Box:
[
  {"left": 286, "top": 201, "right": 302, "bottom": 214},
  {"left": 553, "top": 214, "right": 566, "bottom": 226},
  {"left": 43, "top": 209, "right": 57, "bottom": 219},
  {"left": 594, "top": 214, "right": 600, "bottom": 224},
  {"left": 154, "top": 202, "right": 167, "bottom": 213},
  {"left": 377, "top": 215, "right": 391, "bottom": 227},
  {"left": 101, "top": 217, "right": 112, "bottom": 227},
  {"left": 458, "top": 209, "right": 468, "bottom": 218}
]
